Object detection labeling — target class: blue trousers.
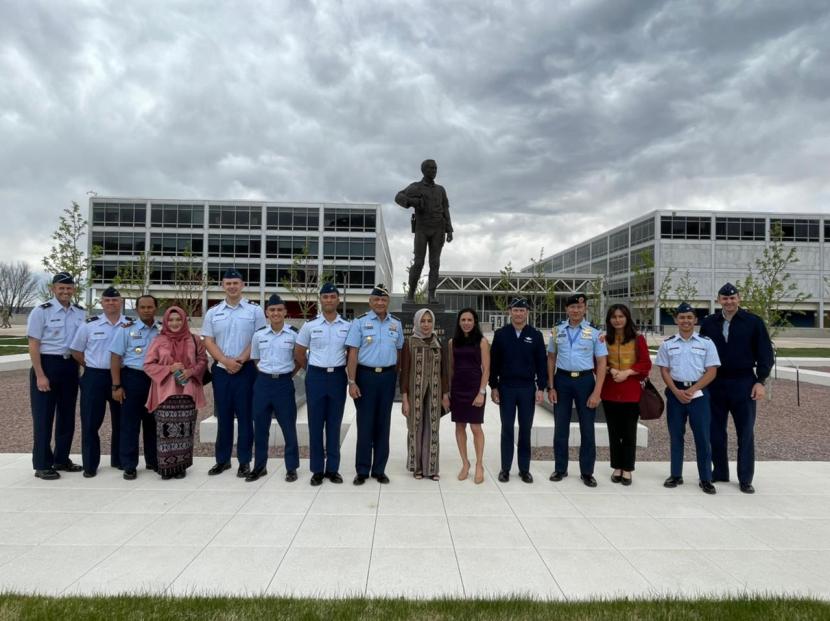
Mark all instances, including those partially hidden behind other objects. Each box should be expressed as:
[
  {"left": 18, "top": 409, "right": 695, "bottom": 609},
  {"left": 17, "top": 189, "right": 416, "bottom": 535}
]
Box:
[
  {"left": 212, "top": 361, "right": 256, "bottom": 465},
  {"left": 498, "top": 382, "right": 535, "bottom": 474},
  {"left": 666, "top": 389, "right": 712, "bottom": 481},
  {"left": 118, "top": 367, "right": 157, "bottom": 471},
  {"left": 30, "top": 355, "right": 79, "bottom": 470},
  {"left": 553, "top": 373, "right": 596, "bottom": 476},
  {"left": 709, "top": 376, "right": 757, "bottom": 484},
  {"left": 80, "top": 367, "right": 122, "bottom": 472},
  {"left": 306, "top": 366, "right": 347, "bottom": 475},
  {"left": 354, "top": 367, "right": 396, "bottom": 477},
  {"left": 252, "top": 374, "right": 298, "bottom": 471}
]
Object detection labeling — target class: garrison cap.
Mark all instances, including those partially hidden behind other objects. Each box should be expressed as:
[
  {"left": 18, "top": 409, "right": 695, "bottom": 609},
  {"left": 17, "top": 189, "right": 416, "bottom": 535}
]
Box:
[
  {"left": 676, "top": 302, "right": 695, "bottom": 315},
  {"left": 101, "top": 286, "right": 121, "bottom": 298},
  {"left": 509, "top": 297, "right": 529, "bottom": 309},
  {"left": 564, "top": 293, "right": 586, "bottom": 307},
  {"left": 52, "top": 272, "right": 75, "bottom": 285},
  {"left": 265, "top": 294, "right": 285, "bottom": 308},
  {"left": 222, "top": 267, "right": 244, "bottom": 280},
  {"left": 718, "top": 282, "right": 739, "bottom": 296},
  {"left": 370, "top": 284, "right": 390, "bottom": 298},
  {"left": 320, "top": 282, "right": 339, "bottom": 295}
]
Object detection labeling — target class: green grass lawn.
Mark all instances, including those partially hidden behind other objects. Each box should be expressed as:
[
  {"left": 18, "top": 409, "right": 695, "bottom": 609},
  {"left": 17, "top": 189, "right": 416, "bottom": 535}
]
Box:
[
  {"left": 775, "top": 348, "right": 830, "bottom": 358},
  {"left": 0, "top": 337, "right": 27, "bottom": 345},
  {"left": 0, "top": 595, "right": 828, "bottom": 621},
  {"left": 0, "top": 346, "right": 27, "bottom": 356}
]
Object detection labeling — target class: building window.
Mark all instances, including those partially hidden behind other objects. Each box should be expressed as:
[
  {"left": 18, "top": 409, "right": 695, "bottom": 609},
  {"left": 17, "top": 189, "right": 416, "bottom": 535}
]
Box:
[
  {"left": 265, "top": 236, "right": 319, "bottom": 259},
  {"left": 206, "top": 265, "right": 260, "bottom": 285},
  {"left": 332, "top": 268, "right": 375, "bottom": 289},
  {"left": 91, "top": 232, "right": 146, "bottom": 255},
  {"left": 208, "top": 205, "right": 263, "bottom": 229},
  {"left": 551, "top": 255, "right": 564, "bottom": 271},
  {"left": 323, "top": 208, "right": 377, "bottom": 232},
  {"left": 630, "top": 219, "right": 654, "bottom": 245},
  {"left": 150, "top": 204, "right": 204, "bottom": 228},
  {"left": 323, "top": 237, "right": 376, "bottom": 260},
  {"left": 631, "top": 246, "right": 654, "bottom": 271},
  {"left": 91, "top": 202, "right": 146, "bottom": 227},
  {"left": 265, "top": 266, "right": 318, "bottom": 287},
  {"left": 715, "top": 217, "right": 765, "bottom": 240},
  {"left": 591, "top": 237, "right": 608, "bottom": 258},
  {"left": 606, "top": 281, "right": 629, "bottom": 298},
  {"left": 576, "top": 244, "right": 591, "bottom": 264},
  {"left": 562, "top": 250, "right": 576, "bottom": 270},
  {"left": 608, "top": 255, "right": 628, "bottom": 276},
  {"left": 825, "top": 221, "right": 830, "bottom": 242},
  {"left": 770, "top": 218, "right": 819, "bottom": 242},
  {"left": 266, "top": 207, "right": 320, "bottom": 231},
  {"left": 150, "top": 233, "right": 204, "bottom": 256},
  {"left": 590, "top": 259, "right": 606, "bottom": 275},
  {"left": 609, "top": 229, "right": 628, "bottom": 253},
  {"left": 207, "top": 234, "right": 262, "bottom": 257},
  {"left": 660, "top": 216, "right": 712, "bottom": 239}
]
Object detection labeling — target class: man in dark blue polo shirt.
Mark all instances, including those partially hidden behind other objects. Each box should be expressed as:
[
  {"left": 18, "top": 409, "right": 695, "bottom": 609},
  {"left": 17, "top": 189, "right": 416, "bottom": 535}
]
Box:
[{"left": 700, "top": 283, "right": 774, "bottom": 494}]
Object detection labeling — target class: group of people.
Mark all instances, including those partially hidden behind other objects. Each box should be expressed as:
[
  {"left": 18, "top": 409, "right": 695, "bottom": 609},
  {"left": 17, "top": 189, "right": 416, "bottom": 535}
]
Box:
[{"left": 26, "top": 270, "right": 773, "bottom": 495}]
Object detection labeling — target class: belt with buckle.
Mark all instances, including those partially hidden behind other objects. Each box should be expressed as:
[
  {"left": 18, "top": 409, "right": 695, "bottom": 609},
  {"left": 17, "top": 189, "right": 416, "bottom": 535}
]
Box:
[
  {"left": 358, "top": 364, "right": 396, "bottom": 373},
  {"left": 556, "top": 369, "right": 593, "bottom": 378},
  {"left": 260, "top": 371, "right": 292, "bottom": 379},
  {"left": 675, "top": 380, "right": 699, "bottom": 388},
  {"left": 309, "top": 365, "right": 346, "bottom": 373},
  {"left": 42, "top": 353, "right": 73, "bottom": 360}
]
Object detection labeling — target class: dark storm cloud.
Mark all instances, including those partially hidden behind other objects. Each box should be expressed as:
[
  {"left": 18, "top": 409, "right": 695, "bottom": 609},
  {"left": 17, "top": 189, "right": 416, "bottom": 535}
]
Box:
[{"left": 1, "top": 0, "right": 829, "bottom": 284}]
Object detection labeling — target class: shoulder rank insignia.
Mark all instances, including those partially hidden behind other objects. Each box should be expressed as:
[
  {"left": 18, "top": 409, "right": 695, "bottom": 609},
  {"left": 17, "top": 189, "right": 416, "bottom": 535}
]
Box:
[
  {"left": 290, "top": 325, "right": 299, "bottom": 332},
  {"left": 86, "top": 315, "right": 100, "bottom": 323},
  {"left": 73, "top": 303, "right": 84, "bottom": 310},
  {"left": 40, "top": 302, "right": 53, "bottom": 309},
  {"left": 255, "top": 325, "right": 268, "bottom": 332}
]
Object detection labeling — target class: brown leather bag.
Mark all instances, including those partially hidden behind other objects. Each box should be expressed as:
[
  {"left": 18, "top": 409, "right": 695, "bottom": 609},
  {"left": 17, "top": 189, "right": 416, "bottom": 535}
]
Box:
[{"left": 638, "top": 377, "right": 664, "bottom": 420}]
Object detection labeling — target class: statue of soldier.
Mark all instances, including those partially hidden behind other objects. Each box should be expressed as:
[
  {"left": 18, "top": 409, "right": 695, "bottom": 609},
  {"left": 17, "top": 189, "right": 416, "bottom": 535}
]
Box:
[{"left": 395, "top": 159, "right": 453, "bottom": 303}]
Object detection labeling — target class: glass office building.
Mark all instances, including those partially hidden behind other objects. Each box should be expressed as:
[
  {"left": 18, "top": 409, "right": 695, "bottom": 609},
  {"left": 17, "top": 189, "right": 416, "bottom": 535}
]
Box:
[{"left": 88, "top": 198, "right": 392, "bottom": 317}]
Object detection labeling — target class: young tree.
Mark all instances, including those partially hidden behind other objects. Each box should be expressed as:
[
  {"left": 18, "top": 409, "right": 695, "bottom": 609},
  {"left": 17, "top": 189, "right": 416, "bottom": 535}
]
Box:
[
  {"left": 630, "top": 248, "right": 674, "bottom": 328},
  {"left": 112, "top": 251, "right": 153, "bottom": 303},
  {"left": 171, "top": 248, "right": 208, "bottom": 317},
  {"left": 527, "top": 248, "right": 557, "bottom": 324},
  {"left": 494, "top": 261, "right": 515, "bottom": 313},
  {"left": 42, "top": 201, "right": 95, "bottom": 304},
  {"left": 673, "top": 270, "right": 699, "bottom": 306},
  {"left": 586, "top": 275, "right": 605, "bottom": 326},
  {"left": 0, "top": 261, "right": 41, "bottom": 313},
  {"left": 281, "top": 244, "right": 321, "bottom": 319},
  {"left": 737, "top": 224, "right": 809, "bottom": 338}
]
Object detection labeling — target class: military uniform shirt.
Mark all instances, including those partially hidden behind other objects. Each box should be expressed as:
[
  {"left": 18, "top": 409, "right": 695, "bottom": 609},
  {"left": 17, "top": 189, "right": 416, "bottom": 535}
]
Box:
[
  {"left": 70, "top": 314, "right": 127, "bottom": 369},
  {"left": 109, "top": 319, "right": 160, "bottom": 370},
  {"left": 345, "top": 310, "right": 404, "bottom": 367},
  {"left": 548, "top": 320, "right": 608, "bottom": 371},
  {"left": 26, "top": 298, "right": 86, "bottom": 355},
  {"left": 655, "top": 332, "right": 721, "bottom": 382},
  {"left": 251, "top": 324, "right": 298, "bottom": 374},
  {"left": 296, "top": 314, "right": 351, "bottom": 367},
  {"left": 201, "top": 297, "right": 266, "bottom": 359}
]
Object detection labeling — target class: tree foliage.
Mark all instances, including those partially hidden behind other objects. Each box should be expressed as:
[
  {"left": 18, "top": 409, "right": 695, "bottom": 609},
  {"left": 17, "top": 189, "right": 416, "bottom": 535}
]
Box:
[
  {"left": 630, "top": 248, "right": 674, "bottom": 327},
  {"left": 493, "top": 261, "right": 515, "bottom": 313},
  {"left": 0, "top": 261, "right": 41, "bottom": 313},
  {"left": 673, "top": 270, "right": 699, "bottom": 307},
  {"left": 41, "top": 202, "right": 95, "bottom": 304},
  {"left": 586, "top": 275, "right": 605, "bottom": 326},
  {"left": 112, "top": 251, "right": 153, "bottom": 304},
  {"left": 526, "top": 249, "right": 557, "bottom": 323},
  {"left": 171, "top": 248, "right": 208, "bottom": 317},
  {"left": 281, "top": 245, "right": 321, "bottom": 319}
]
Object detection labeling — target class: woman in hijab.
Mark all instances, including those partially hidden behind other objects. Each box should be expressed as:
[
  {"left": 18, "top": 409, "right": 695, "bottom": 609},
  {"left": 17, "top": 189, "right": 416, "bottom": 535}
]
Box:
[
  {"left": 143, "top": 306, "right": 208, "bottom": 479},
  {"left": 400, "top": 308, "right": 448, "bottom": 480}
]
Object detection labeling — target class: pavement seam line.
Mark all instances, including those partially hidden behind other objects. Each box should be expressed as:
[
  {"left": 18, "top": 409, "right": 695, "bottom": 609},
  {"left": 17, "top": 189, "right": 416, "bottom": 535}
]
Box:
[
  {"left": 362, "top": 479, "right": 382, "bottom": 597},
  {"left": 438, "top": 478, "right": 467, "bottom": 598}
]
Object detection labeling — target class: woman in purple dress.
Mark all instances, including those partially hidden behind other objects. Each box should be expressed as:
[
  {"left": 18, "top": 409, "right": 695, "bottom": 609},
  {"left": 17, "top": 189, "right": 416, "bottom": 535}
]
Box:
[{"left": 448, "top": 308, "right": 490, "bottom": 484}]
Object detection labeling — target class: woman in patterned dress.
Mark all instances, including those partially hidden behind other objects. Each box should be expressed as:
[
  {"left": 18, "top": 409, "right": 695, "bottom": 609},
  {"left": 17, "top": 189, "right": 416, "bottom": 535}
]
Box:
[{"left": 143, "top": 306, "right": 207, "bottom": 479}]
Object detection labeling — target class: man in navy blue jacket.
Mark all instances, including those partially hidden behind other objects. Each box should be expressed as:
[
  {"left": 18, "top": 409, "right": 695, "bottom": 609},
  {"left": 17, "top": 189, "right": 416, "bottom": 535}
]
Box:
[
  {"left": 699, "top": 282, "right": 774, "bottom": 494},
  {"left": 489, "top": 297, "right": 547, "bottom": 483}
]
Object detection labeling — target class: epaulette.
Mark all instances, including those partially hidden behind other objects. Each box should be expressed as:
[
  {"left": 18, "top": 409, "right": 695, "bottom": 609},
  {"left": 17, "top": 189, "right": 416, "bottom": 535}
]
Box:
[
  {"left": 120, "top": 319, "right": 135, "bottom": 328},
  {"left": 255, "top": 325, "right": 268, "bottom": 332},
  {"left": 390, "top": 314, "right": 400, "bottom": 321},
  {"left": 249, "top": 300, "right": 260, "bottom": 306},
  {"left": 290, "top": 325, "right": 299, "bottom": 332},
  {"left": 73, "top": 303, "right": 84, "bottom": 310},
  {"left": 39, "top": 302, "right": 53, "bottom": 309},
  {"left": 358, "top": 312, "right": 369, "bottom": 318},
  {"left": 698, "top": 335, "right": 712, "bottom": 341},
  {"left": 86, "top": 315, "right": 100, "bottom": 323}
]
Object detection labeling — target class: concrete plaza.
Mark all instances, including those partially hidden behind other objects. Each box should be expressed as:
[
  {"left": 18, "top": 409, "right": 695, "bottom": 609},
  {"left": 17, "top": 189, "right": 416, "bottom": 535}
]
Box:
[{"left": 1, "top": 398, "right": 829, "bottom": 601}]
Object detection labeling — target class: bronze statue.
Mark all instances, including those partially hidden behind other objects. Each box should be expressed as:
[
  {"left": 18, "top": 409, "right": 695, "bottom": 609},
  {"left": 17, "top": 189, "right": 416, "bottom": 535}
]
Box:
[{"left": 395, "top": 159, "right": 453, "bottom": 303}]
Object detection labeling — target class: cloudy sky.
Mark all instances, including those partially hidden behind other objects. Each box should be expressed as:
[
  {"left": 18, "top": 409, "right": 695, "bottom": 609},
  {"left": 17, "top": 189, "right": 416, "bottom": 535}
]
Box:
[{"left": 2, "top": 0, "right": 829, "bottom": 290}]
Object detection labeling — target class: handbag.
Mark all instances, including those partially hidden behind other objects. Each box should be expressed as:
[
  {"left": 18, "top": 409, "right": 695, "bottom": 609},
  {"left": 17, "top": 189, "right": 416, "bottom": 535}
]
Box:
[
  {"left": 638, "top": 377, "right": 664, "bottom": 420},
  {"left": 191, "top": 335, "right": 212, "bottom": 386}
]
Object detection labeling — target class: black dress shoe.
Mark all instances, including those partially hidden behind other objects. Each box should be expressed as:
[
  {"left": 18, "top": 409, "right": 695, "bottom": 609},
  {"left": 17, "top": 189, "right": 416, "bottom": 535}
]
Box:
[
  {"left": 237, "top": 463, "right": 251, "bottom": 478},
  {"left": 580, "top": 474, "right": 598, "bottom": 488},
  {"left": 498, "top": 470, "right": 509, "bottom": 482},
  {"left": 123, "top": 469, "right": 137, "bottom": 481},
  {"left": 208, "top": 462, "right": 231, "bottom": 476},
  {"left": 161, "top": 473, "right": 173, "bottom": 480},
  {"left": 699, "top": 480, "right": 717, "bottom": 495},
  {"left": 519, "top": 471, "right": 533, "bottom": 484},
  {"left": 34, "top": 469, "right": 60, "bottom": 480},
  {"left": 373, "top": 474, "right": 390, "bottom": 484},
  {"left": 739, "top": 483, "right": 755, "bottom": 494},
  {"left": 53, "top": 461, "right": 83, "bottom": 473},
  {"left": 325, "top": 472, "right": 343, "bottom": 484},
  {"left": 663, "top": 476, "right": 684, "bottom": 488},
  {"left": 146, "top": 464, "right": 158, "bottom": 471},
  {"left": 310, "top": 473, "right": 325, "bottom": 486},
  {"left": 621, "top": 475, "right": 632, "bottom": 487},
  {"left": 285, "top": 469, "right": 298, "bottom": 482},
  {"left": 174, "top": 471, "right": 186, "bottom": 479},
  {"left": 246, "top": 467, "right": 267, "bottom": 482},
  {"left": 353, "top": 474, "right": 368, "bottom": 486},
  {"left": 83, "top": 470, "right": 96, "bottom": 478},
  {"left": 713, "top": 477, "right": 730, "bottom": 483},
  {"left": 549, "top": 471, "right": 567, "bottom": 482},
  {"left": 611, "top": 473, "right": 623, "bottom": 483}
]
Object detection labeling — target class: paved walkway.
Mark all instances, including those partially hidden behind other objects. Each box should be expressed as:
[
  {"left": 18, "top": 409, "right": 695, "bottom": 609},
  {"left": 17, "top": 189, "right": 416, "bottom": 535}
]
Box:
[{"left": 1, "top": 404, "right": 829, "bottom": 600}]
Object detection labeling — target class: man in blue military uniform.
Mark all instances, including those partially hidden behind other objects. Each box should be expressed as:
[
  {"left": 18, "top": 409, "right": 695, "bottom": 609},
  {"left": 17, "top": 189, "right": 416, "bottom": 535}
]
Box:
[
  {"left": 202, "top": 268, "right": 267, "bottom": 477},
  {"left": 547, "top": 293, "right": 608, "bottom": 487},
  {"left": 700, "top": 283, "right": 774, "bottom": 494},
  {"left": 295, "top": 282, "right": 350, "bottom": 486},
  {"left": 489, "top": 297, "right": 547, "bottom": 484},
  {"left": 656, "top": 303, "right": 721, "bottom": 495},
  {"left": 70, "top": 286, "right": 128, "bottom": 477},
  {"left": 345, "top": 285, "right": 404, "bottom": 485},
  {"left": 110, "top": 294, "right": 160, "bottom": 480},
  {"left": 26, "top": 272, "right": 86, "bottom": 480},
  {"left": 247, "top": 294, "right": 301, "bottom": 482}
]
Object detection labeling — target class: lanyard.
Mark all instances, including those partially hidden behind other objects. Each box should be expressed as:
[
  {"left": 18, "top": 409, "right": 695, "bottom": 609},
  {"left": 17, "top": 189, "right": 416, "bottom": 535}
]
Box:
[{"left": 567, "top": 325, "right": 580, "bottom": 349}]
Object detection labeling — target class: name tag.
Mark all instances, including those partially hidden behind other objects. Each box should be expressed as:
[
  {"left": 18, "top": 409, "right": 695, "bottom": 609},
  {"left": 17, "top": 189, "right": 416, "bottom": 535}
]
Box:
[
  {"left": 90, "top": 331, "right": 109, "bottom": 341},
  {"left": 580, "top": 334, "right": 593, "bottom": 340},
  {"left": 337, "top": 329, "right": 349, "bottom": 336},
  {"left": 281, "top": 341, "right": 295, "bottom": 349},
  {"left": 523, "top": 336, "right": 533, "bottom": 343},
  {"left": 213, "top": 313, "right": 228, "bottom": 322}
]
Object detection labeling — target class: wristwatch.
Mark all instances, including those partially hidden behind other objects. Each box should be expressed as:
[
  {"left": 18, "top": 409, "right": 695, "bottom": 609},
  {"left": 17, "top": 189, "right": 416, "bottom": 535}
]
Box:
[
  {"left": 478, "top": 389, "right": 486, "bottom": 395},
  {"left": 111, "top": 384, "right": 122, "bottom": 390},
  {"left": 348, "top": 379, "right": 356, "bottom": 386}
]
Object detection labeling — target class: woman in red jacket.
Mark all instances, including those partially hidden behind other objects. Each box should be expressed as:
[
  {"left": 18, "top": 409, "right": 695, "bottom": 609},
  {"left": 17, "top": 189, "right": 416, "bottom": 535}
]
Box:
[{"left": 600, "top": 304, "right": 652, "bottom": 486}]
